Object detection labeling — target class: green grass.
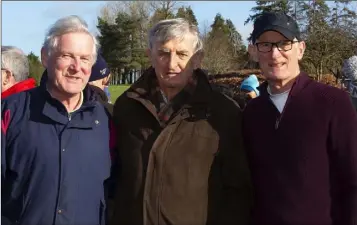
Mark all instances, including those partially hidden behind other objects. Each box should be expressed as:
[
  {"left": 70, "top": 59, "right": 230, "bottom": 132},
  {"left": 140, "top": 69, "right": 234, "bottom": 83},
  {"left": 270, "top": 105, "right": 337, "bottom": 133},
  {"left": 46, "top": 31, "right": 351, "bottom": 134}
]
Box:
[{"left": 109, "top": 85, "right": 130, "bottom": 103}]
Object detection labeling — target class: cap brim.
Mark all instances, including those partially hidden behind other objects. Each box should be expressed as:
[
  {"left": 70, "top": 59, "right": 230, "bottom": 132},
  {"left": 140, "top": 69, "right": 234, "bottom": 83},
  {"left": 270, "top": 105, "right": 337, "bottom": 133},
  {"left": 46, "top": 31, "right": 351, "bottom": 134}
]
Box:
[{"left": 255, "top": 25, "right": 296, "bottom": 42}]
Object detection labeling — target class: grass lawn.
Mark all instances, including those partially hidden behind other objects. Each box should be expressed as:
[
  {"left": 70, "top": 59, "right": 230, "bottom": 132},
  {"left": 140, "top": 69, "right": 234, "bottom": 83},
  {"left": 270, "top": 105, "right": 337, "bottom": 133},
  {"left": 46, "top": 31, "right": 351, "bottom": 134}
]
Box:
[{"left": 109, "top": 85, "right": 130, "bottom": 103}]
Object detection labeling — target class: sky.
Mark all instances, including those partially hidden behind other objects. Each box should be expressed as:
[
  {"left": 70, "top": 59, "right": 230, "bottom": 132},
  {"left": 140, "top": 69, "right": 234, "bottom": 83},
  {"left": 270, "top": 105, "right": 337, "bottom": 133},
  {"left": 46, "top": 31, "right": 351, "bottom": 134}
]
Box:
[{"left": 2, "top": 1, "right": 257, "bottom": 58}]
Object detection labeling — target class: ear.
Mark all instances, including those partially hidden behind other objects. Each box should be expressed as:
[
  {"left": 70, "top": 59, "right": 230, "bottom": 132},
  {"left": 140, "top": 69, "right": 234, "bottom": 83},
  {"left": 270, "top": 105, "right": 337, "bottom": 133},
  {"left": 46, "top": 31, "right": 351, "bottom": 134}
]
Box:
[
  {"left": 41, "top": 47, "right": 49, "bottom": 68},
  {"left": 248, "top": 44, "right": 258, "bottom": 62},
  {"left": 2, "top": 69, "right": 13, "bottom": 86},
  {"left": 297, "top": 41, "right": 306, "bottom": 60},
  {"left": 192, "top": 51, "right": 204, "bottom": 69}
]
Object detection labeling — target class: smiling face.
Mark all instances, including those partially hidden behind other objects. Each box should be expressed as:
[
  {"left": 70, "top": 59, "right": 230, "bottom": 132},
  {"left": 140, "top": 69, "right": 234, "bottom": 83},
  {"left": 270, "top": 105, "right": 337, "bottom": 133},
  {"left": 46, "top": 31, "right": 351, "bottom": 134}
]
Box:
[
  {"left": 147, "top": 34, "right": 202, "bottom": 90},
  {"left": 253, "top": 31, "right": 305, "bottom": 83},
  {"left": 41, "top": 32, "right": 95, "bottom": 97}
]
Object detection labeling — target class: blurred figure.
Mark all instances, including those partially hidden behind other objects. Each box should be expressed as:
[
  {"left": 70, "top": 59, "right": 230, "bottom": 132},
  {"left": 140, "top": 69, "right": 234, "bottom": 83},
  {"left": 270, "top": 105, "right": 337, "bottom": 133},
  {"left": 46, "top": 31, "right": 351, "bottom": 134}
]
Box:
[
  {"left": 241, "top": 74, "right": 260, "bottom": 99},
  {"left": 342, "top": 55, "right": 357, "bottom": 111},
  {"left": 103, "top": 85, "right": 111, "bottom": 103},
  {"left": 2, "top": 16, "right": 111, "bottom": 225},
  {"left": 237, "top": 74, "right": 260, "bottom": 109},
  {"left": 1, "top": 46, "right": 35, "bottom": 98},
  {"left": 89, "top": 53, "right": 111, "bottom": 90},
  {"left": 88, "top": 53, "right": 113, "bottom": 106}
]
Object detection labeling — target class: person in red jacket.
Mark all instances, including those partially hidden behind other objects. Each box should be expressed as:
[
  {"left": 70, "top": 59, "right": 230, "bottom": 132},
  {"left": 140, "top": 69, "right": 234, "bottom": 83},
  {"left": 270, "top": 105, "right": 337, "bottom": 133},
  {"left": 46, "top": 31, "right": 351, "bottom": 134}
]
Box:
[
  {"left": 243, "top": 12, "right": 357, "bottom": 225},
  {"left": 1, "top": 46, "right": 36, "bottom": 99}
]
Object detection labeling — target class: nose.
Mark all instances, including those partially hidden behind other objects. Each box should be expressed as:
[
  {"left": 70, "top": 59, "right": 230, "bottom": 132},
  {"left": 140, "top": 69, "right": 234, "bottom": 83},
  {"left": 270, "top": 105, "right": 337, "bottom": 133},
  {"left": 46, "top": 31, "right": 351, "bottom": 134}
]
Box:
[
  {"left": 168, "top": 53, "right": 178, "bottom": 70},
  {"left": 69, "top": 57, "right": 81, "bottom": 72},
  {"left": 270, "top": 45, "right": 282, "bottom": 58}
]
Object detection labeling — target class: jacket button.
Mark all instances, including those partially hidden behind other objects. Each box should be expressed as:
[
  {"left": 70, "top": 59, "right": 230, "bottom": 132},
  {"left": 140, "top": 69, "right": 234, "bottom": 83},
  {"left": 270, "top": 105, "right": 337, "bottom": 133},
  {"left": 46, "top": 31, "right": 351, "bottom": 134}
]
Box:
[
  {"left": 57, "top": 209, "right": 63, "bottom": 214},
  {"left": 95, "top": 120, "right": 99, "bottom": 125},
  {"left": 62, "top": 149, "right": 65, "bottom": 152}
]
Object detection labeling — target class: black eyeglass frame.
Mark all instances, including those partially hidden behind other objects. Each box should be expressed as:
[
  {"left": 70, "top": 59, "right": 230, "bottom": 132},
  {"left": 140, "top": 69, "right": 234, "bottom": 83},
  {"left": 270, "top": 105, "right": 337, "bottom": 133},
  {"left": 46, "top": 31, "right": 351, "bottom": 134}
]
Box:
[{"left": 255, "top": 40, "right": 300, "bottom": 53}]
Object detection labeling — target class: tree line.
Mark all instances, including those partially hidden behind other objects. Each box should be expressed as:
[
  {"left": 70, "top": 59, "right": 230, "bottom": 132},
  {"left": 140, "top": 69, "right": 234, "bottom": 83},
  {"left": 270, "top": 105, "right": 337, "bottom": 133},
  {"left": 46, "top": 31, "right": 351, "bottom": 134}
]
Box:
[{"left": 28, "top": 0, "right": 357, "bottom": 85}]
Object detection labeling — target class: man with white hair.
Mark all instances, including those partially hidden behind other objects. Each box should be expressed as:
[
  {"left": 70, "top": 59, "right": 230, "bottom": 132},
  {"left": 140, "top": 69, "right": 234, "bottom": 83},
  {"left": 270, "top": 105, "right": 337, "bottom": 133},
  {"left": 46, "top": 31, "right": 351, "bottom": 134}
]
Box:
[
  {"left": 1, "top": 16, "right": 111, "bottom": 225},
  {"left": 342, "top": 55, "right": 357, "bottom": 111},
  {"left": 1, "top": 46, "right": 35, "bottom": 98},
  {"left": 110, "top": 18, "right": 252, "bottom": 225}
]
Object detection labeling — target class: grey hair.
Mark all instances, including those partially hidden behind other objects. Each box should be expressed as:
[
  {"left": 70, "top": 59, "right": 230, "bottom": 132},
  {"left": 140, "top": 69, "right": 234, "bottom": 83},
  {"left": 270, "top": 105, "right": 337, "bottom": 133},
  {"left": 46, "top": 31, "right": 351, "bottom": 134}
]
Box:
[
  {"left": 1, "top": 46, "right": 29, "bottom": 82},
  {"left": 148, "top": 18, "right": 203, "bottom": 53},
  {"left": 42, "top": 15, "right": 99, "bottom": 61}
]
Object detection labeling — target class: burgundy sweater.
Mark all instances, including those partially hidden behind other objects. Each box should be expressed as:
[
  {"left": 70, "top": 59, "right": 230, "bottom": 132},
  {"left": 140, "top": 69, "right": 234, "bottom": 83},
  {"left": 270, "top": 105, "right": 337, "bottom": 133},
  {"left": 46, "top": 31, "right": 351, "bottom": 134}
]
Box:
[{"left": 243, "top": 73, "right": 357, "bottom": 225}]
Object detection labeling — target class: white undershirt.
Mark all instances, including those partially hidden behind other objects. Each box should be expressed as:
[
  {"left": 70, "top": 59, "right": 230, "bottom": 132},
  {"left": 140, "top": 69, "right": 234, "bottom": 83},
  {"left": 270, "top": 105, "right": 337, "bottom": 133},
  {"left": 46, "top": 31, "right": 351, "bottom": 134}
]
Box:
[{"left": 267, "top": 86, "right": 290, "bottom": 113}]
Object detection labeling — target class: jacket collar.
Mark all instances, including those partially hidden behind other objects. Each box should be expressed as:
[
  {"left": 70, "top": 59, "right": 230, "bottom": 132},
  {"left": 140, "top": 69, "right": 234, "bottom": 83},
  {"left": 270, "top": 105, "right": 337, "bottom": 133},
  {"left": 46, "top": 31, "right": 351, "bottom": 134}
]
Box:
[
  {"left": 1, "top": 78, "right": 36, "bottom": 98},
  {"left": 258, "top": 72, "right": 313, "bottom": 98},
  {"left": 37, "top": 70, "right": 99, "bottom": 127}
]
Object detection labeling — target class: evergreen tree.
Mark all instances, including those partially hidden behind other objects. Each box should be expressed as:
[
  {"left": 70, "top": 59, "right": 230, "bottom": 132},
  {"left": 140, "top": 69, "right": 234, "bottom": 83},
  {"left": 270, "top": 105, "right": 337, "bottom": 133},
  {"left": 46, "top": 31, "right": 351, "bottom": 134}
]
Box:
[
  {"left": 175, "top": 6, "right": 198, "bottom": 26},
  {"left": 244, "top": 0, "right": 295, "bottom": 25},
  {"left": 27, "top": 52, "right": 44, "bottom": 85},
  {"left": 203, "top": 13, "right": 247, "bottom": 73}
]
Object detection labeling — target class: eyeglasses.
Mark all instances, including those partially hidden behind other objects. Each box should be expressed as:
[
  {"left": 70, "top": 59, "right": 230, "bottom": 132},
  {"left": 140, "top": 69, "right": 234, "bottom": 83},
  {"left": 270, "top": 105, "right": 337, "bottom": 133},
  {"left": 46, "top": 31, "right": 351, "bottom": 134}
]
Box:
[{"left": 255, "top": 40, "right": 299, "bottom": 53}]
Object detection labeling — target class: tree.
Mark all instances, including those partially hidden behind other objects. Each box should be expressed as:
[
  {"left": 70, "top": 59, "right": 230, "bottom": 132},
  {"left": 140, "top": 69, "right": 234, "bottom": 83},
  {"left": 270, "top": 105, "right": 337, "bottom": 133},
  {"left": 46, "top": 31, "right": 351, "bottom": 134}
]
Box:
[
  {"left": 97, "top": 1, "right": 151, "bottom": 84},
  {"left": 203, "top": 13, "right": 246, "bottom": 74},
  {"left": 244, "top": 0, "right": 295, "bottom": 25},
  {"left": 149, "top": 1, "right": 180, "bottom": 25},
  {"left": 175, "top": 6, "right": 198, "bottom": 26},
  {"left": 300, "top": 0, "right": 356, "bottom": 81},
  {"left": 27, "top": 52, "right": 44, "bottom": 85}
]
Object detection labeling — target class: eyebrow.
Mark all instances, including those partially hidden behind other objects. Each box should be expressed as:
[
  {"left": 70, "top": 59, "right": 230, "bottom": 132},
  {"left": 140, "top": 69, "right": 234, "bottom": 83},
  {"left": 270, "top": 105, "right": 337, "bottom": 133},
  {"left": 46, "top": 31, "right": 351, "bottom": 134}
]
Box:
[
  {"left": 58, "top": 51, "right": 91, "bottom": 57},
  {"left": 177, "top": 50, "right": 189, "bottom": 54},
  {"left": 158, "top": 48, "right": 170, "bottom": 53}
]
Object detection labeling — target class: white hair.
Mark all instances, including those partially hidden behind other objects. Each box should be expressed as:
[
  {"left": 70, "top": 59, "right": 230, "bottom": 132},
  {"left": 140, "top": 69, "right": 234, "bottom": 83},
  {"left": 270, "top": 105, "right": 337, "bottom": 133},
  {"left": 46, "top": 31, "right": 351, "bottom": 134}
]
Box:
[
  {"left": 148, "top": 18, "right": 203, "bottom": 53},
  {"left": 42, "top": 15, "right": 99, "bottom": 61},
  {"left": 342, "top": 55, "right": 357, "bottom": 81},
  {"left": 1, "top": 46, "right": 29, "bottom": 82}
]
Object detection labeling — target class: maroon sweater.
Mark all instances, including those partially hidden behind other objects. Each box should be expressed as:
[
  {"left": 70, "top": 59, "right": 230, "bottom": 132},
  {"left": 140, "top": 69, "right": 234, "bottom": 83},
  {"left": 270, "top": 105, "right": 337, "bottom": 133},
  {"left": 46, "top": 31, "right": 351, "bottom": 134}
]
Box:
[{"left": 243, "top": 73, "right": 357, "bottom": 225}]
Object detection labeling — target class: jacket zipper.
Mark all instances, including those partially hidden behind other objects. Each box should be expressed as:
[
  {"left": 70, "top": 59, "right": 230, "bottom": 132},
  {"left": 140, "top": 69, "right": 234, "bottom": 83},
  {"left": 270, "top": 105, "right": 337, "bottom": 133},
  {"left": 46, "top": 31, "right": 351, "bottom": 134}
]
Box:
[{"left": 271, "top": 92, "right": 292, "bottom": 130}]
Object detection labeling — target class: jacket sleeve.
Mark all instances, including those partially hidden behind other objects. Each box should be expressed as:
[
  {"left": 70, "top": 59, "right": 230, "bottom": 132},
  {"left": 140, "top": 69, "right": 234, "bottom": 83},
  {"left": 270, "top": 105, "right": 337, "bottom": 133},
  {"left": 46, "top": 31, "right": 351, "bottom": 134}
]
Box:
[
  {"left": 1, "top": 99, "right": 15, "bottom": 225},
  {"left": 214, "top": 104, "right": 253, "bottom": 224},
  {"left": 1, "top": 100, "right": 11, "bottom": 182},
  {"left": 328, "top": 91, "right": 357, "bottom": 224}
]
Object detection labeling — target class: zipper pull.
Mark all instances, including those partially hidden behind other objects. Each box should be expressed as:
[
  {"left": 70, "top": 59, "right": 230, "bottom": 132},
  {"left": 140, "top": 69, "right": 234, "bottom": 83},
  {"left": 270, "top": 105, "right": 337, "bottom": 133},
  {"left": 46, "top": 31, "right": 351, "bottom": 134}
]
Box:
[
  {"left": 68, "top": 113, "right": 72, "bottom": 121},
  {"left": 275, "top": 118, "right": 280, "bottom": 130}
]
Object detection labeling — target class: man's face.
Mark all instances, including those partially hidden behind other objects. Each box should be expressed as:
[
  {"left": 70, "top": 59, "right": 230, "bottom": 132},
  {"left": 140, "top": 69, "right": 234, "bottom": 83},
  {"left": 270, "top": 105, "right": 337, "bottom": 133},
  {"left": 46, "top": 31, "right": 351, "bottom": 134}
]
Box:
[
  {"left": 148, "top": 35, "right": 202, "bottom": 89},
  {"left": 42, "top": 32, "right": 95, "bottom": 96},
  {"left": 254, "top": 31, "right": 305, "bottom": 82}
]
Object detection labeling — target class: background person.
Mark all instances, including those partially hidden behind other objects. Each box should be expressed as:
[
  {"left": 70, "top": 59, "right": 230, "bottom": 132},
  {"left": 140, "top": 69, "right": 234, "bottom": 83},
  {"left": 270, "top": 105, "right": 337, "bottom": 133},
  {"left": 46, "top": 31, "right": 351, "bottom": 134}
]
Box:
[{"left": 1, "top": 46, "right": 35, "bottom": 98}]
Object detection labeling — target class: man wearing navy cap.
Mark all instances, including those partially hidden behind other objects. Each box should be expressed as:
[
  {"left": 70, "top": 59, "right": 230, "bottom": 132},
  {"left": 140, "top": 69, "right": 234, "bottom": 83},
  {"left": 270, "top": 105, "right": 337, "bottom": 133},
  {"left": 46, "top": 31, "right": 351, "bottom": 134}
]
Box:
[
  {"left": 243, "top": 12, "right": 357, "bottom": 224},
  {"left": 89, "top": 54, "right": 112, "bottom": 103}
]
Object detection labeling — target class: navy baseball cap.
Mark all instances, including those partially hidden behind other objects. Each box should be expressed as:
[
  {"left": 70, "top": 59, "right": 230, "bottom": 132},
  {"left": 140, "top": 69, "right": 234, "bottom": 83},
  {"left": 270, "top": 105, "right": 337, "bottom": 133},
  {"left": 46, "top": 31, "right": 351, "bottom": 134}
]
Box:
[
  {"left": 251, "top": 12, "right": 301, "bottom": 44},
  {"left": 89, "top": 54, "right": 110, "bottom": 82}
]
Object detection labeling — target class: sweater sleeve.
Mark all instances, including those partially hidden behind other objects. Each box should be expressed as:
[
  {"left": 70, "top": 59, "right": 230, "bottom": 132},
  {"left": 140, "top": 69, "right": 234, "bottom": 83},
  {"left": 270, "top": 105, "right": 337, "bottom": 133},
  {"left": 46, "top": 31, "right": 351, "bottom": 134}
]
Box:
[{"left": 328, "top": 91, "right": 357, "bottom": 224}]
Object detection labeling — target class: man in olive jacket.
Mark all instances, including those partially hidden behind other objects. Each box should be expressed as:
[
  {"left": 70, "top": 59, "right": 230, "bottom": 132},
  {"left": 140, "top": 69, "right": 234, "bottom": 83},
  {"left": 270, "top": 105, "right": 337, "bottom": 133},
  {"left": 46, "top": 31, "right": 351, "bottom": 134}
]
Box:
[{"left": 110, "top": 18, "right": 253, "bottom": 225}]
